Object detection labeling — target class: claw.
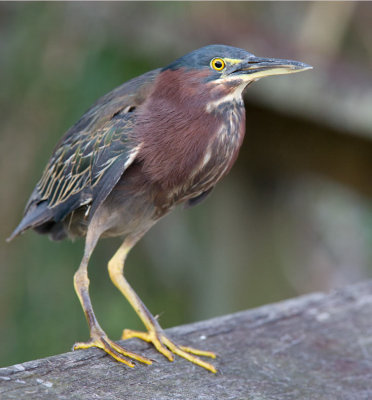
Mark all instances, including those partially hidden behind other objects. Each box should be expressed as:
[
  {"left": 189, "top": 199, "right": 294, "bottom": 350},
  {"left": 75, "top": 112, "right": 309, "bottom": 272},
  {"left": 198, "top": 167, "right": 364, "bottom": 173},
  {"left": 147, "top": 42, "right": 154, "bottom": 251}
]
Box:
[
  {"left": 122, "top": 328, "right": 217, "bottom": 373},
  {"left": 73, "top": 333, "right": 152, "bottom": 367}
]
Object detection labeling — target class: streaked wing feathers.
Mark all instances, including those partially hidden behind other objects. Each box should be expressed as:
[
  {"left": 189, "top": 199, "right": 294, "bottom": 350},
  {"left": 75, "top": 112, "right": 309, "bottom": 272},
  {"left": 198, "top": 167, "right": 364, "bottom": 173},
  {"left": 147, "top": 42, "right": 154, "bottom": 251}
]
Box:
[
  {"left": 14, "top": 68, "right": 160, "bottom": 236},
  {"left": 36, "top": 115, "right": 136, "bottom": 210}
]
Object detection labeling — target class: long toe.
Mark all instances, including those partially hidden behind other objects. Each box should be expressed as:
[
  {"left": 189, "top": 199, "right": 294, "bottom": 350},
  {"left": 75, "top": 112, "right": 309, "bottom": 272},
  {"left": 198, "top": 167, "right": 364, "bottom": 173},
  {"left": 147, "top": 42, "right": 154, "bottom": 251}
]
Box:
[
  {"left": 161, "top": 335, "right": 217, "bottom": 373},
  {"left": 73, "top": 334, "right": 152, "bottom": 367},
  {"left": 122, "top": 328, "right": 217, "bottom": 373}
]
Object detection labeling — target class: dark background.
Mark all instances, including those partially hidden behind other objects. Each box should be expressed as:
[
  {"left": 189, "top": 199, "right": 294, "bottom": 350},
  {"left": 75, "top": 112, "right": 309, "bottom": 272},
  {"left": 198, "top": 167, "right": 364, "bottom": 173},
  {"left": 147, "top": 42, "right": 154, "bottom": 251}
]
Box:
[{"left": 1, "top": 2, "right": 371, "bottom": 367}]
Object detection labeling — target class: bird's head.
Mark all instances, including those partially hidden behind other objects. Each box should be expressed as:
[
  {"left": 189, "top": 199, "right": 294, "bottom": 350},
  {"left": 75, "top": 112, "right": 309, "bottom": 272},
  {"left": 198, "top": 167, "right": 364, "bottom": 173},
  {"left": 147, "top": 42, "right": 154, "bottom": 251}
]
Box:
[
  {"left": 139, "top": 45, "right": 312, "bottom": 190},
  {"left": 163, "top": 44, "right": 312, "bottom": 103}
]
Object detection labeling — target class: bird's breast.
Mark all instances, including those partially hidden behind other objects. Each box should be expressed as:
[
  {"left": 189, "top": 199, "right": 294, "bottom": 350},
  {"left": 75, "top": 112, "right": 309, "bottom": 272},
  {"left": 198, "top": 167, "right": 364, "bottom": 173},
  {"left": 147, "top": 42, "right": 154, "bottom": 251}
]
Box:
[
  {"left": 178, "top": 101, "right": 246, "bottom": 201},
  {"left": 136, "top": 76, "right": 246, "bottom": 211}
]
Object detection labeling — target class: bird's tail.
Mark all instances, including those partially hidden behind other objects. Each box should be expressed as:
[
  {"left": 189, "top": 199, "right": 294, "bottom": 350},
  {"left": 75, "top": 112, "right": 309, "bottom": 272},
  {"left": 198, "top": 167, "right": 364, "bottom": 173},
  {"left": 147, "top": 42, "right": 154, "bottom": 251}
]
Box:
[{"left": 7, "top": 202, "right": 53, "bottom": 242}]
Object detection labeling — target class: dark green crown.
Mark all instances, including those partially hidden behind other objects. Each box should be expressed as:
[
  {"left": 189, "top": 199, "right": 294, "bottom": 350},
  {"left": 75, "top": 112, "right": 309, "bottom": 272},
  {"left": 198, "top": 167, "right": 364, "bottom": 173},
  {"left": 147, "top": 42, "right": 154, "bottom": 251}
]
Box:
[{"left": 163, "top": 44, "right": 254, "bottom": 71}]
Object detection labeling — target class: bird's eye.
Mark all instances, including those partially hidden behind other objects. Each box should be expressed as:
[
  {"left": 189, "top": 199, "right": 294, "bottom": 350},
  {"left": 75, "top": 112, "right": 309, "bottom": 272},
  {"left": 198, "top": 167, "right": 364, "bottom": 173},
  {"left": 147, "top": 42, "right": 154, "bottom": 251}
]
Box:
[{"left": 211, "top": 58, "right": 225, "bottom": 72}]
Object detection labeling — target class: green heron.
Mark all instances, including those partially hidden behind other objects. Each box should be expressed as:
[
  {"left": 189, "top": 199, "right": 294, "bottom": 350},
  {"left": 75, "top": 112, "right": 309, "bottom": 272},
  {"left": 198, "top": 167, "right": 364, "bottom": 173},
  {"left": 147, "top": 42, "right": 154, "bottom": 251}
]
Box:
[{"left": 8, "top": 44, "right": 311, "bottom": 373}]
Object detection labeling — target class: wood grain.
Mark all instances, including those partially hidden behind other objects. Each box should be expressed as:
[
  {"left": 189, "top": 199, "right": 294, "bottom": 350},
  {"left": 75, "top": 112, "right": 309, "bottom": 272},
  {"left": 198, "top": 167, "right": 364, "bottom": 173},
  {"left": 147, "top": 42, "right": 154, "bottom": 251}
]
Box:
[{"left": 1, "top": 281, "right": 372, "bottom": 399}]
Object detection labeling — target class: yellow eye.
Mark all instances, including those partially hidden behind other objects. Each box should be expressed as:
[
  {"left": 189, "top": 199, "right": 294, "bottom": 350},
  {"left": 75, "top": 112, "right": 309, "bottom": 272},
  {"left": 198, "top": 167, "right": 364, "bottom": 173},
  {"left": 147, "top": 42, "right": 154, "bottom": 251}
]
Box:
[{"left": 211, "top": 58, "right": 225, "bottom": 72}]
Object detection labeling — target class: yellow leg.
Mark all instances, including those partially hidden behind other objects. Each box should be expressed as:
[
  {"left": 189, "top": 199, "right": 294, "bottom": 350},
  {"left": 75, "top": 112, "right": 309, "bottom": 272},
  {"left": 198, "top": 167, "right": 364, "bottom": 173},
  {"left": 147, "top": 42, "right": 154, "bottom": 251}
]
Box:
[
  {"left": 72, "top": 229, "right": 152, "bottom": 367},
  {"left": 108, "top": 235, "right": 217, "bottom": 373}
]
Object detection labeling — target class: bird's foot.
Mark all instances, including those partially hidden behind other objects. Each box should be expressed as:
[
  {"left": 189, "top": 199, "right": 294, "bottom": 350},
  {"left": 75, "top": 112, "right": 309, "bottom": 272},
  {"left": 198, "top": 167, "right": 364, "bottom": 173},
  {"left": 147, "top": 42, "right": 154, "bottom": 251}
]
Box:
[
  {"left": 73, "top": 331, "right": 152, "bottom": 367},
  {"left": 122, "top": 328, "right": 217, "bottom": 373}
]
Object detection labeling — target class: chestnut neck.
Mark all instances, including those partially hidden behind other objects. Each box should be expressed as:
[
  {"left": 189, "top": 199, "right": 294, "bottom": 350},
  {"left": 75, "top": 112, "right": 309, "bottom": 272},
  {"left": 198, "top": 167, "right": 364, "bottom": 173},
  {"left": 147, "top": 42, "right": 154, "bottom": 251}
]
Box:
[{"left": 136, "top": 68, "right": 245, "bottom": 191}]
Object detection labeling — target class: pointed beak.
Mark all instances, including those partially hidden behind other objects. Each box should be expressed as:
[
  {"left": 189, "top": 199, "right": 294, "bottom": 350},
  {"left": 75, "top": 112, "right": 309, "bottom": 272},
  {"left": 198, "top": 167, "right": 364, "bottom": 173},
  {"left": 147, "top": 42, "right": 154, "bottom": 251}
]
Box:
[{"left": 231, "top": 56, "right": 313, "bottom": 80}]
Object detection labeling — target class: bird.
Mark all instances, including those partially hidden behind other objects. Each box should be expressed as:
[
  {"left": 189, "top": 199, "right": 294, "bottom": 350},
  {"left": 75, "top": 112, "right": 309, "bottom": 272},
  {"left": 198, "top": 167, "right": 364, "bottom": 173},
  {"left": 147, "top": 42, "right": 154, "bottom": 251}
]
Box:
[{"left": 8, "top": 44, "right": 311, "bottom": 373}]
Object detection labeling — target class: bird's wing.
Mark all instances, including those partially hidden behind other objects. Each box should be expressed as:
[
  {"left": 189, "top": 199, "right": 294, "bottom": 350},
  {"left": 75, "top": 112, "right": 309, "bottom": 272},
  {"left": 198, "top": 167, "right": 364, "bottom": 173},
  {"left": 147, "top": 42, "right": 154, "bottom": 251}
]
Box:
[
  {"left": 9, "top": 69, "right": 160, "bottom": 239},
  {"left": 35, "top": 114, "right": 137, "bottom": 216}
]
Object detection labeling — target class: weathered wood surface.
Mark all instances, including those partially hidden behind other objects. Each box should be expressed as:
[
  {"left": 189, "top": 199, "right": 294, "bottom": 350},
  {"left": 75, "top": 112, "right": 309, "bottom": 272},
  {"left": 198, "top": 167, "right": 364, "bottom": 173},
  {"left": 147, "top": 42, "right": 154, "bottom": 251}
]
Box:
[{"left": 1, "top": 281, "right": 372, "bottom": 400}]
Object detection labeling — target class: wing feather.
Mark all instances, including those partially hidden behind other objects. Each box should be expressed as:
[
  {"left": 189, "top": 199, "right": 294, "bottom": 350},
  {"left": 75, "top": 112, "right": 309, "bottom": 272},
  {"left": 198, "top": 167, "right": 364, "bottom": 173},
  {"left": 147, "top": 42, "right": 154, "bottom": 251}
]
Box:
[{"left": 8, "top": 69, "right": 160, "bottom": 240}]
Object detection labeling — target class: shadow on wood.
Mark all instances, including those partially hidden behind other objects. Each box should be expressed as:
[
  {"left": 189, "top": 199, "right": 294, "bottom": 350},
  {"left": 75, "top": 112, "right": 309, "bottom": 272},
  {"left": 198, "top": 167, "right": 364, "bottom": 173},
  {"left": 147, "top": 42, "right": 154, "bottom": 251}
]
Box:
[{"left": 1, "top": 281, "right": 372, "bottom": 399}]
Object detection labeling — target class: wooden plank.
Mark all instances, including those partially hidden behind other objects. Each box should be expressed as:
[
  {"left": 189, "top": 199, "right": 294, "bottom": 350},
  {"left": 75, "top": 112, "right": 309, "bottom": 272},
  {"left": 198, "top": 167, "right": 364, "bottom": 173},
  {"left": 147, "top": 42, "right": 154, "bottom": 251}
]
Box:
[{"left": 1, "top": 282, "right": 372, "bottom": 400}]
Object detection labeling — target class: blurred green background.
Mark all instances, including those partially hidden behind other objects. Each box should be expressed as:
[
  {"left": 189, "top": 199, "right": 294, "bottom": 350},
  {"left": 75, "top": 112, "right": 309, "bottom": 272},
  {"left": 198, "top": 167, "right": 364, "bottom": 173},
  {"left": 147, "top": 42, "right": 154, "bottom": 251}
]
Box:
[{"left": 1, "top": 2, "right": 372, "bottom": 367}]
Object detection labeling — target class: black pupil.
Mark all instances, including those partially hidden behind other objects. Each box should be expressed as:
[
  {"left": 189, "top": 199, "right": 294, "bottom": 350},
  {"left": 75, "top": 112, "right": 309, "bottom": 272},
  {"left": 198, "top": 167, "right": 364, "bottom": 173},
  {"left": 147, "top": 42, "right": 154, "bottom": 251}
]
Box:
[{"left": 214, "top": 60, "right": 223, "bottom": 69}]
